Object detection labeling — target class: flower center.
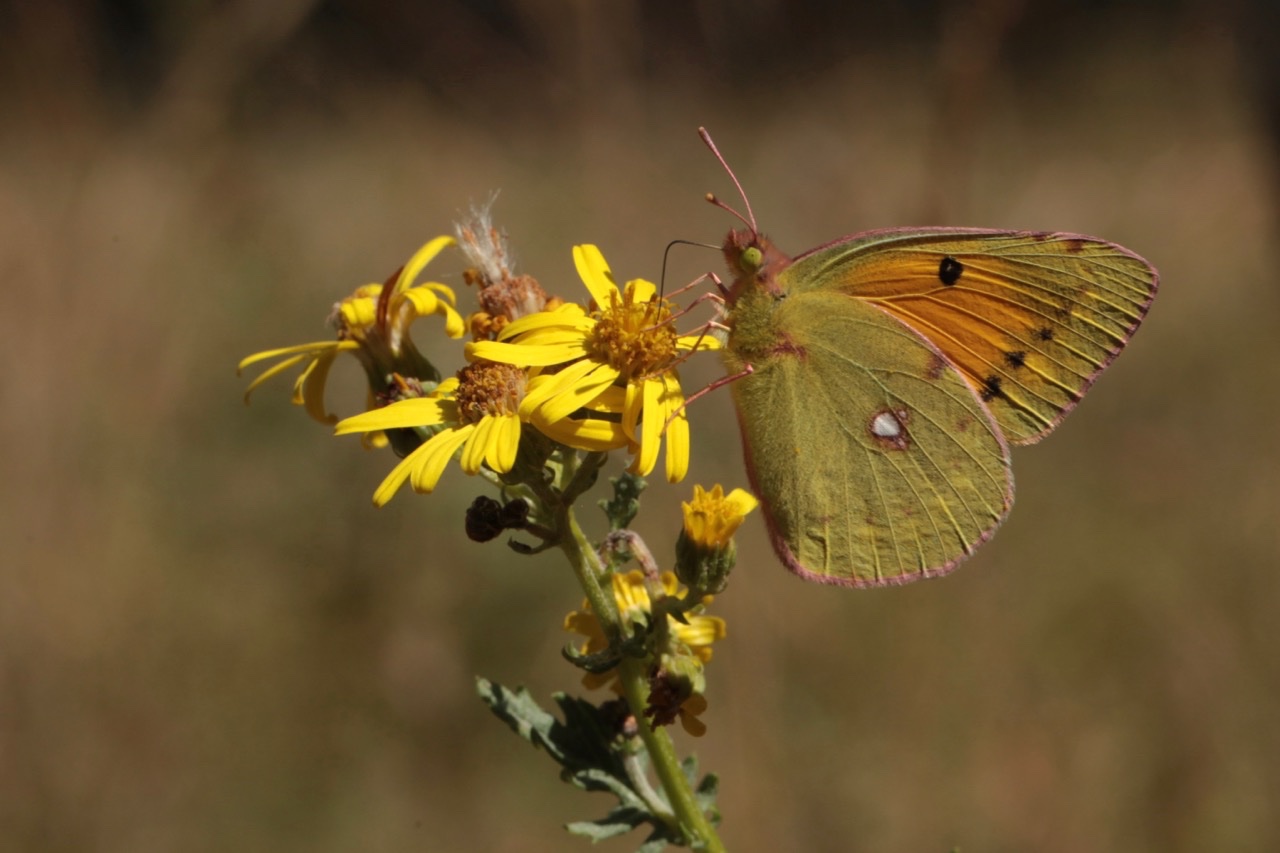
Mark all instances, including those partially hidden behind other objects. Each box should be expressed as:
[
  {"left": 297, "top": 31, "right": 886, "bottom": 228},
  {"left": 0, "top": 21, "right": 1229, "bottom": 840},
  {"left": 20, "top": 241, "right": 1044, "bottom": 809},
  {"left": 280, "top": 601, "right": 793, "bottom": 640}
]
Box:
[
  {"left": 454, "top": 361, "right": 527, "bottom": 424},
  {"left": 584, "top": 287, "right": 679, "bottom": 379}
]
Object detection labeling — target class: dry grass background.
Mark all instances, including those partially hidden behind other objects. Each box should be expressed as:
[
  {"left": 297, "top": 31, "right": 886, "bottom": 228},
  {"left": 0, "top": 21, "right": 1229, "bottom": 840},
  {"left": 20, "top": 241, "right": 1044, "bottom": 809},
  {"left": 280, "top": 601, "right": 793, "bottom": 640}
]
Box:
[{"left": 3, "top": 2, "right": 1279, "bottom": 851}]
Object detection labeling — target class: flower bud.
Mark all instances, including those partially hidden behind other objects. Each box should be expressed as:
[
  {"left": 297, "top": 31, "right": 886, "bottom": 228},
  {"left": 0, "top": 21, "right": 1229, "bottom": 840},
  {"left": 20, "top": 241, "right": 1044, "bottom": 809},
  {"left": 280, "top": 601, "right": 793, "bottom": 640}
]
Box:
[{"left": 674, "top": 484, "right": 758, "bottom": 595}]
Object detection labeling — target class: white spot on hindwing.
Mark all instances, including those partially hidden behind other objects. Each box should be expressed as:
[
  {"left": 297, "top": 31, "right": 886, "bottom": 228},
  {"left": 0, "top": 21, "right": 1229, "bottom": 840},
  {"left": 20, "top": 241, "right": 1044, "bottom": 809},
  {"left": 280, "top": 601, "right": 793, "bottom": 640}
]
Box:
[
  {"left": 868, "top": 407, "right": 911, "bottom": 451},
  {"left": 871, "top": 411, "right": 901, "bottom": 438}
]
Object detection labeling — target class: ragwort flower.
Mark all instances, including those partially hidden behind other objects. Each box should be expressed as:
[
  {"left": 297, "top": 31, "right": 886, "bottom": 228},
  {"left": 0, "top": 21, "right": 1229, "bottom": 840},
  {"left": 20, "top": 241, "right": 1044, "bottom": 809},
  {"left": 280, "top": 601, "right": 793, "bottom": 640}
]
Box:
[{"left": 468, "top": 245, "right": 717, "bottom": 482}]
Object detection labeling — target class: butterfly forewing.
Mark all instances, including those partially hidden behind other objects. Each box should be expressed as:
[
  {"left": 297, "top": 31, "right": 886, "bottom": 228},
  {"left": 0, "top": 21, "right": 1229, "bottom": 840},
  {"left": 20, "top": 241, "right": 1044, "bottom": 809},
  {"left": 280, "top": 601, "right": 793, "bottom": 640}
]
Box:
[
  {"left": 786, "top": 229, "right": 1158, "bottom": 445},
  {"left": 726, "top": 290, "right": 1013, "bottom": 586}
]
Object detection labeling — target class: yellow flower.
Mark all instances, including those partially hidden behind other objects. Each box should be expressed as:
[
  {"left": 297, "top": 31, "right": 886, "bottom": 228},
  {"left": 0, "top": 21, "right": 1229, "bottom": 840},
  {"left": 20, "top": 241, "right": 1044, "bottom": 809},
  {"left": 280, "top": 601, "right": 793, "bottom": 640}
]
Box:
[
  {"left": 563, "top": 570, "right": 726, "bottom": 694},
  {"left": 676, "top": 484, "right": 758, "bottom": 594},
  {"left": 681, "top": 484, "right": 759, "bottom": 550},
  {"left": 468, "top": 245, "right": 717, "bottom": 482},
  {"left": 333, "top": 361, "right": 525, "bottom": 506},
  {"left": 238, "top": 236, "right": 464, "bottom": 425}
]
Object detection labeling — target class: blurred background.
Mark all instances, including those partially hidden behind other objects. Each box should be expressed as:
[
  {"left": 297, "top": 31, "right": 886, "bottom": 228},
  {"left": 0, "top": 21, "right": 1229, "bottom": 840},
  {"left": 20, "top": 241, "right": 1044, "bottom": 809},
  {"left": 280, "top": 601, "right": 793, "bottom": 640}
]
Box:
[{"left": 3, "top": 1, "right": 1278, "bottom": 850}]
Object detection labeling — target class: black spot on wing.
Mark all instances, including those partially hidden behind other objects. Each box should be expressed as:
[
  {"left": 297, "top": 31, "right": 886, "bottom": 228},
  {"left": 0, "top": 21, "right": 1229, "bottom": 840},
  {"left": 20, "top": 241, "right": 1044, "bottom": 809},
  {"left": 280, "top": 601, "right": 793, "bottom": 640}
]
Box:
[
  {"left": 938, "top": 256, "right": 964, "bottom": 286},
  {"left": 980, "top": 375, "right": 1004, "bottom": 402},
  {"left": 1004, "top": 350, "right": 1026, "bottom": 368}
]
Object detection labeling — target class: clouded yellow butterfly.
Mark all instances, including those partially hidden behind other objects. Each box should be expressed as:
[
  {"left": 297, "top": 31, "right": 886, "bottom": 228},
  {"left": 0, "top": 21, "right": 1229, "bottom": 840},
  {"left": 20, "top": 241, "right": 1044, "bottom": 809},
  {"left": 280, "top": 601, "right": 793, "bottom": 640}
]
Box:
[{"left": 701, "top": 129, "right": 1158, "bottom": 587}]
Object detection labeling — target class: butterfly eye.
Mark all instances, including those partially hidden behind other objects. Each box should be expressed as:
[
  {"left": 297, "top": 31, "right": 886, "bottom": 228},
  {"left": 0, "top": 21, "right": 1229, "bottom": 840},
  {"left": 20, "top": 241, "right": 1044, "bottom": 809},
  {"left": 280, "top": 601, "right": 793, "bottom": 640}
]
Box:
[{"left": 739, "top": 246, "right": 763, "bottom": 273}]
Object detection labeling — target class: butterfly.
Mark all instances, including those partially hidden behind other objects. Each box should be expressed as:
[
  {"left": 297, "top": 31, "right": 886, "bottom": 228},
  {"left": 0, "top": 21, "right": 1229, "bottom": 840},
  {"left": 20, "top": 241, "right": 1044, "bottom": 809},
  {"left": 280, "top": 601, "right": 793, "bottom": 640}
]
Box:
[{"left": 700, "top": 129, "right": 1158, "bottom": 587}]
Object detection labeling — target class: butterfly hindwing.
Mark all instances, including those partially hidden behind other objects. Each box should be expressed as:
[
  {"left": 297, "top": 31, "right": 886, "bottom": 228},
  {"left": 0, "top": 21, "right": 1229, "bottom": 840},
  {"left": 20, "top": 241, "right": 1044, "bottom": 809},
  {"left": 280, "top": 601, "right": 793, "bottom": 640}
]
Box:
[
  {"left": 725, "top": 289, "right": 1013, "bottom": 586},
  {"left": 785, "top": 229, "right": 1158, "bottom": 444}
]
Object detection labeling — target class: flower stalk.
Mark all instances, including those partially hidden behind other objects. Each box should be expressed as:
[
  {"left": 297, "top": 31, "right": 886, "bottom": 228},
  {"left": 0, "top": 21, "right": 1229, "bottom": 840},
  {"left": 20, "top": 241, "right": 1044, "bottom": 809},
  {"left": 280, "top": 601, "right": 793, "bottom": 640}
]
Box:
[{"left": 563, "top": 511, "right": 725, "bottom": 851}]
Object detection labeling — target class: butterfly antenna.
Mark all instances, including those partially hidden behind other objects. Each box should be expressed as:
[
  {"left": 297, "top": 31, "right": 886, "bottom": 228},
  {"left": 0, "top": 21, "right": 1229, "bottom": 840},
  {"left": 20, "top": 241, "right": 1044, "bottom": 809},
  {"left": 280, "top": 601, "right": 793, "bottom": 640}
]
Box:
[
  {"left": 660, "top": 238, "right": 718, "bottom": 296},
  {"left": 699, "top": 127, "right": 757, "bottom": 234}
]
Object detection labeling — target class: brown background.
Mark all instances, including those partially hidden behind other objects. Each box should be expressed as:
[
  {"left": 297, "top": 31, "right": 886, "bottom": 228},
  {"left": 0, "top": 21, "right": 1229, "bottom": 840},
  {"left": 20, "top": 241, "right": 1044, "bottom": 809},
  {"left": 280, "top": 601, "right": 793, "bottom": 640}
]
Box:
[{"left": 4, "top": 1, "right": 1279, "bottom": 850}]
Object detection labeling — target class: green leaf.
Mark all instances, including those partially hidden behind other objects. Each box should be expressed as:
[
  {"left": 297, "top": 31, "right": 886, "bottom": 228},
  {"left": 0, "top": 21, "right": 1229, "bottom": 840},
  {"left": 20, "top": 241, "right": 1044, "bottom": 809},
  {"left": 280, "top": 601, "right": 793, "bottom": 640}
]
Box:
[
  {"left": 477, "top": 677, "right": 719, "bottom": 850},
  {"left": 601, "top": 472, "right": 646, "bottom": 530},
  {"left": 566, "top": 807, "right": 648, "bottom": 841},
  {"left": 476, "top": 678, "right": 614, "bottom": 772}
]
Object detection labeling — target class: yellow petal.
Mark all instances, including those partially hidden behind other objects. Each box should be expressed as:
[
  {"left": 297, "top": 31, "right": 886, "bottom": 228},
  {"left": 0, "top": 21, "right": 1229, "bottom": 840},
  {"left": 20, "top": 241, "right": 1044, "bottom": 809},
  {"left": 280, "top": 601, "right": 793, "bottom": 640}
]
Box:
[
  {"left": 392, "top": 236, "right": 457, "bottom": 297},
  {"left": 725, "top": 488, "right": 759, "bottom": 516},
  {"left": 422, "top": 281, "right": 458, "bottom": 306},
  {"left": 397, "top": 288, "right": 466, "bottom": 339},
  {"left": 572, "top": 244, "right": 619, "bottom": 308},
  {"left": 518, "top": 358, "right": 605, "bottom": 418},
  {"left": 664, "top": 410, "right": 689, "bottom": 484},
  {"left": 629, "top": 376, "right": 664, "bottom": 477},
  {"left": 298, "top": 350, "right": 340, "bottom": 424},
  {"left": 399, "top": 286, "right": 441, "bottom": 316},
  {"left": 535, "top": 408, "right": 629, "bottom": 452},
  {"left": 591, "top": 384, "right": 628, "bottom": 413},
  {"left": 658, "top": 372, "right": 689, "bottom": 483},
  {"left": 237, "top": 340, "right": 345, "bottom": 373},
  {"left": 467, "top": 339, "right": 589, "bottom": 367},
  {"left": 674, "top": 615, "right": 727, "bottom": 646},
  {"left": 372, "top": 450, "right": 421, "bottom": 506},
  {"left": 500, "top": 327, "right": 593, "bottom": 349},
  {"left": 408, "top": 426, "right": 473, "bottom": 493},
  {"left": 438, "top": 301, "right": 466, "bottom": 338},
  {"left": 490, "top": 413, "right": 521, "bottom": 472},
  {"left": 535, "top": 362, "right": 621, "bottom": 425},
  {"left": 626, "top": 278, "right": 657, "bottom": 303},
  {"left": 239, "top": 341, "right": 359, "bottom": 404},
  {"left": 622, "top": 380, "right": 644, "bottom": 444},
  {"left": 340, "top": 292, "right": 380, "bottom": 329},
  {"left": 498, "top": 303, "right": 590, "bottom": 340},
  {"left": 459, "top": 415, "right": 494, "bottom": 474},
  {"left": 242, "top": 353, "right": 309, "bottom": 402},
  {"left": 334, "top": 397, "right": 453, "bottom": 434}
]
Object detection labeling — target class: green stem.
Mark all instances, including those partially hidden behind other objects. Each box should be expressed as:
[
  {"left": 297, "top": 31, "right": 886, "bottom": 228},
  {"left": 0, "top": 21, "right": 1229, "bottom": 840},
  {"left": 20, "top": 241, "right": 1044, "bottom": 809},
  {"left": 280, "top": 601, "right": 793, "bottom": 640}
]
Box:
[
  {"left": 618, "top": 658, "right": 724, "bottom": 852},
  {"left": 558, "top": 505, "right": 619, "bottom": 639}
]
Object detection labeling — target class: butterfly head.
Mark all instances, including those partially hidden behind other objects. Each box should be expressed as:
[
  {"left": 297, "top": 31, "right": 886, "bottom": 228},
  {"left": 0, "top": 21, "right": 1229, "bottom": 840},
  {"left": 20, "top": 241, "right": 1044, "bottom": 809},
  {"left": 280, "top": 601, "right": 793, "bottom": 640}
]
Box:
[{"left": 722, "top": 227, "right": 790, "bottom": 303}]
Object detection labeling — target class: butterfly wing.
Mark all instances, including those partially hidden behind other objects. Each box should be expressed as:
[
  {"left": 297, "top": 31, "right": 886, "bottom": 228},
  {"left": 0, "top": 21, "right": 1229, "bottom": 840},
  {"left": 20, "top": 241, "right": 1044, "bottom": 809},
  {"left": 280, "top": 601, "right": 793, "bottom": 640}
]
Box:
[
  {"left": 726, "top": 288, "right": 1013, "bottom": 586},
  {"left": 785, "top": 229, "right": 1158, "bottom": 445}
]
